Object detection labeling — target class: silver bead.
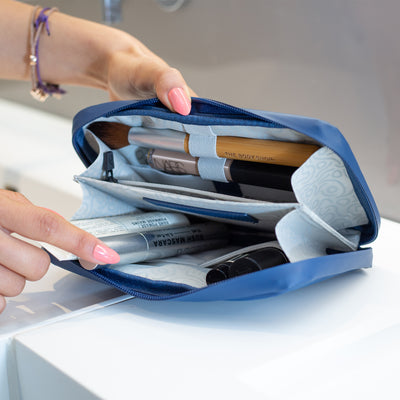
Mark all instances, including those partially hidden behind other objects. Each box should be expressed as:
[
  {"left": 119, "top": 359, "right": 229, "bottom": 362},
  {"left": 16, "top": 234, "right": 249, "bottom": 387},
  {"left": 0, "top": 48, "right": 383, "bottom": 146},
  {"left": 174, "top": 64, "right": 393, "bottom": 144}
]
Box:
[
  {"left": 30, "top": 88, "right": 49, "bottom": 102},
  {"left": 29, "top": 54, "right": 37, "bottom": 66}
]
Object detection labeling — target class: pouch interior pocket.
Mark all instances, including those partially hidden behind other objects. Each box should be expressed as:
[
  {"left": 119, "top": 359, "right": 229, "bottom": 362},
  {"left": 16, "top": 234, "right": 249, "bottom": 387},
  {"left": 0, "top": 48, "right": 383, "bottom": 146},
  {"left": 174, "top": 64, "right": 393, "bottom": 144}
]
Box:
[{"left": 62, "top": 118, "right": 370, "bottom": 296}]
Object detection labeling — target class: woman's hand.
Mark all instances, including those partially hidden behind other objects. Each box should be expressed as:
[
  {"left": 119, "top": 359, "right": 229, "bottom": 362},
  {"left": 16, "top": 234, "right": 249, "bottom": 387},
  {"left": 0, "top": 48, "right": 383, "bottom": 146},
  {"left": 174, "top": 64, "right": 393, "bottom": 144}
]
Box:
[
  {"left": 0, "top": 190, "right": 120, "bottom": 314},
  {"left": 1, "top": 0, "right": 196, "bottom": 115},
  {"left": 106, "top": 35, "right": 196, "bottom": 115}
]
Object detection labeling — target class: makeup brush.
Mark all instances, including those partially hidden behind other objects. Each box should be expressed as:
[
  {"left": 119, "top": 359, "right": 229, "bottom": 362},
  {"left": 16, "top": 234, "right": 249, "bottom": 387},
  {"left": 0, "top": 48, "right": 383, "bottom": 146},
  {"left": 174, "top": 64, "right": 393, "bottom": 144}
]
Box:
[{"left": 87, "top": 121, "right": 319, "bottom": 167}]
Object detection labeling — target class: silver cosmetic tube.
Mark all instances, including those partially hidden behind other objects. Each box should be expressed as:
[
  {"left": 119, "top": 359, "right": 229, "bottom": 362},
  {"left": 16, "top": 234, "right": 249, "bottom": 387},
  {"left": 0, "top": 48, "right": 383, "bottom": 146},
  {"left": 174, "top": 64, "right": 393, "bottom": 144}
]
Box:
[
  {"left": 98, "top": 222, "right": 229, "bottom": 266},
  {"left": 128, "top": 127, "right": 186, "bottom": 152}
]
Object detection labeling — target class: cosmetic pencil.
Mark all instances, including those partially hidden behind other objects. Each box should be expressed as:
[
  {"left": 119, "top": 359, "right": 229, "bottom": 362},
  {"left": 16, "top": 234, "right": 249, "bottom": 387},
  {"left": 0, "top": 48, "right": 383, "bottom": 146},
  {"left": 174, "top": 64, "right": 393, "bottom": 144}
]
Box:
[
  {"left": 146, "top": 148, "right": 295, "bottom": 191},
  {"left": 88, "top": 122, "right": 319, "bottom": 168}
]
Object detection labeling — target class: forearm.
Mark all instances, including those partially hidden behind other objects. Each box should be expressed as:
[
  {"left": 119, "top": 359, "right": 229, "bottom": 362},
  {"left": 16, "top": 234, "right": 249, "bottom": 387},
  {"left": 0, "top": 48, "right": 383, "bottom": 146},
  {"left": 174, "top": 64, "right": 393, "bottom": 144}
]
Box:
[
  {"left": 0, "top": 0, "right": 144, "bottom": 89},
  {"left": 0, "top": 0, "right": 193, "bottom": 112}
]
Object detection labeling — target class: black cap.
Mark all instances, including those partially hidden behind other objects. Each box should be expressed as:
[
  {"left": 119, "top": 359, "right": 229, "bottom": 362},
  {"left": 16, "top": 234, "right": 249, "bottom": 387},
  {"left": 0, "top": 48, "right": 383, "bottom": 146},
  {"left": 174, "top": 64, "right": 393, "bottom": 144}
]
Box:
[
  {"left": 206, "top": 247, "right": 289, "bottom": 285},
  {"left": 229, "top": 247, "right": 289, "bottom": 278},
  {"left": 206, "top": 262, "right": 233, "bottom": 285}
]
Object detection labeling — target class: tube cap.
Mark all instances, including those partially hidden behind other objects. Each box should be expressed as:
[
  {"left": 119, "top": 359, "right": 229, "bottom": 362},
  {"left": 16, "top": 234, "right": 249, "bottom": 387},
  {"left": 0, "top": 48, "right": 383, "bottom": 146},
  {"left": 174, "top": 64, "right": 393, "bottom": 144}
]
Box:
[{"left": 229, "top": 247, "right": 289, "bottom": 277}]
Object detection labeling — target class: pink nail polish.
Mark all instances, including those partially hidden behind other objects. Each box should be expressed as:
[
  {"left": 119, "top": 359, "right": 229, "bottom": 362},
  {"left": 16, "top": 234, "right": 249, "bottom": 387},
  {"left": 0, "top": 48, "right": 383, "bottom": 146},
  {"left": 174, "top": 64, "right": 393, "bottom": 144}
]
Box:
[
  {"left": 168, "top": 88, "right": 191, "bottom": 115},
  {"left": 92, "top": 244, "right": 120, "bottom": 264}
]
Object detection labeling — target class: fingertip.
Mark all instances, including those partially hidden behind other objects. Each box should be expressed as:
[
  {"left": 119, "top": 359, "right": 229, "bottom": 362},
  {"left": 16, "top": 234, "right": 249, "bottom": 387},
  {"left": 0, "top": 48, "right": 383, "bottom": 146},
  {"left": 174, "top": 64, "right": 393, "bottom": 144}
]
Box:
[
  {"left": 154, "top": 68, "right": 192, "bottom": 115},
  {"left": 167, "top": 87, "right": 191, "bottom": 116},
  {"left": 92, "top": 243, "right": 120, "bottom": 265},
  {"left": 78, "top": 242, "right": 120, "bottom": 271}
]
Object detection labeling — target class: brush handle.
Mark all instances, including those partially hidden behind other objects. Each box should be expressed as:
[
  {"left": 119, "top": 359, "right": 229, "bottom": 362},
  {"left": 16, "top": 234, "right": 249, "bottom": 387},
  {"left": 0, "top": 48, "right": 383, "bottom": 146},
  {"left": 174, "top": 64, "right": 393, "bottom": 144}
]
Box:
[
  {"left": 91, "top": 122, "right": 319, "bottom": 167},
  {"left": 125, "top": 126, "right": 318, "bottom": 167},
  {"left": 183, "top": 135, "right": 319, "bottom": 167}
]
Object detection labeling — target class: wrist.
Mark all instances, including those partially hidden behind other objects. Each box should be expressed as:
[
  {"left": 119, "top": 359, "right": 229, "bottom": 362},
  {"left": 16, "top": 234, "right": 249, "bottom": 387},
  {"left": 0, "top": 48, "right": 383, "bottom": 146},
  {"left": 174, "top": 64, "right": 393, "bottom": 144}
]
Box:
[
  {"left": 37, "top": 13, "right": 140, "bottom": 91},
  {"left": 81, "top": 25, "right": 141, "bottom": 91}
]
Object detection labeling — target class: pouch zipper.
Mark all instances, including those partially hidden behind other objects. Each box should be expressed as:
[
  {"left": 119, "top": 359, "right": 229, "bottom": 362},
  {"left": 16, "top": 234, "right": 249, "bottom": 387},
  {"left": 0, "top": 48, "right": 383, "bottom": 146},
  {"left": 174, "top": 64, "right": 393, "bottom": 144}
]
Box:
[{"left": 104, "top": 98, "right": 287, "bottom": 128}]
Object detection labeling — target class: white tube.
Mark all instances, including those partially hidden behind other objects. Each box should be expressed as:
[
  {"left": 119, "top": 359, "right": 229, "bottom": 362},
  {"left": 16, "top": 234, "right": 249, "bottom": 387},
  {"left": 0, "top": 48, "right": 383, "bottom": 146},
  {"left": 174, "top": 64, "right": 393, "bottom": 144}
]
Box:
[{"left": 72, "top": 212, "right": 190, "bottom": 237}]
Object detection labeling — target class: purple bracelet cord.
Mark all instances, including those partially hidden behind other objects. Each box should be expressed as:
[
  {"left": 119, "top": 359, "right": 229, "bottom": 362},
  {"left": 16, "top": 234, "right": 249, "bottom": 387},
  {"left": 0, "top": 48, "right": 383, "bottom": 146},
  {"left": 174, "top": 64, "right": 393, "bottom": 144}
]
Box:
[{"left": 33, "top": 8, "right": 66, "bottom": 96}]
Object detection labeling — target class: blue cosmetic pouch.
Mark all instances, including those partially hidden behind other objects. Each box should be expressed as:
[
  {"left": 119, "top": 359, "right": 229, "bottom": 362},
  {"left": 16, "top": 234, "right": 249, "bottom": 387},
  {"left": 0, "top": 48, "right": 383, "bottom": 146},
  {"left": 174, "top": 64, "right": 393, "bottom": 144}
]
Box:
[{"left": 50, "top": 97, "right": 380, "bottom": 301}]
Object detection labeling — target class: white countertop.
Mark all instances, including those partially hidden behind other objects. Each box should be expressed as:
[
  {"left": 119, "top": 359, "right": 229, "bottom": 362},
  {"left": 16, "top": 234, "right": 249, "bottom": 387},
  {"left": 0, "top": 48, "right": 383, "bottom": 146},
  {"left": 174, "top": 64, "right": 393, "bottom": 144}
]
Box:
[{"left": 10, "top": 218, "right": 400, "bottom": 400}]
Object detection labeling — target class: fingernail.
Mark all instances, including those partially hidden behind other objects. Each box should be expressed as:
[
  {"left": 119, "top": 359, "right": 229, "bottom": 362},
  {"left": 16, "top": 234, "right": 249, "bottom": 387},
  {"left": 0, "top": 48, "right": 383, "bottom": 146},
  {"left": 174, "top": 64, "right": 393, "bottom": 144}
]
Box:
[
  {"left": 92, "top": 244, "right": 120, "bottom": 264},
  {"left": 168, "top": 88, "right": 191, "bottom": 115}
]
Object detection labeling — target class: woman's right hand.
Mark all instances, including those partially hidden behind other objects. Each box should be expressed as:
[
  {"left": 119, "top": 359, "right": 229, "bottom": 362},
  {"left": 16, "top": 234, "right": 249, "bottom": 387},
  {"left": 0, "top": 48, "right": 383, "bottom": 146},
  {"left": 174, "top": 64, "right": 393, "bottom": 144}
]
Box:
[{"left": 0, "top": 189, "right": 120, "bottom": 314}]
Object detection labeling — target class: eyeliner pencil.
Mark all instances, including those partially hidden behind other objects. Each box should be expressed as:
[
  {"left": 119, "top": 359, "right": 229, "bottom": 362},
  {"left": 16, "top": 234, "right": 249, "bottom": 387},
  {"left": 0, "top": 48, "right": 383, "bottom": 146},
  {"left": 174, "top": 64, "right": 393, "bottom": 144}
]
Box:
[
  {"left": 88, "top": 122, "right": 319, "bottom": 167},
  {"left": 146, "top": 148, "right": 295, "bottom": 191}
]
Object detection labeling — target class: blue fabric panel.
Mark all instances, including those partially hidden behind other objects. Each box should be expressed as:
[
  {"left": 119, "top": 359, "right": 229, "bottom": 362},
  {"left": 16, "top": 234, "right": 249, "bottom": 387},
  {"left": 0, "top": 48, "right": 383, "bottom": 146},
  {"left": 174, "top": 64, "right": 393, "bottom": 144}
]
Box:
[
  {"left": 52, "top": 248, "right": 373, "bottom": 301},
  {"left": 178, "top": 248, "right": 373, "bottom": 301},
  {"left": 48, "top": 252, "right": 192, "bottom": 297}
]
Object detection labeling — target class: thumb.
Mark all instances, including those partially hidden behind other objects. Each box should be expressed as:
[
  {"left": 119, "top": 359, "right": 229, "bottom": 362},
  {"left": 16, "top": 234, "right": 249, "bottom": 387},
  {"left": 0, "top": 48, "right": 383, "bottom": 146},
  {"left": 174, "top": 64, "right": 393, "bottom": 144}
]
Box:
[{"left": 154, "top": 67, "right": 197, "bottom": 116}]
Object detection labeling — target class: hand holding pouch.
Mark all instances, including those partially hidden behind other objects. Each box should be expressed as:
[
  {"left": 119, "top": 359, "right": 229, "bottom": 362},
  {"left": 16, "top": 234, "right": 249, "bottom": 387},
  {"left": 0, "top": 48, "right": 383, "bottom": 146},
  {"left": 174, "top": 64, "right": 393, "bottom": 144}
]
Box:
[{"left": 47, "top": 98, "right": 380, "bottom": 301}]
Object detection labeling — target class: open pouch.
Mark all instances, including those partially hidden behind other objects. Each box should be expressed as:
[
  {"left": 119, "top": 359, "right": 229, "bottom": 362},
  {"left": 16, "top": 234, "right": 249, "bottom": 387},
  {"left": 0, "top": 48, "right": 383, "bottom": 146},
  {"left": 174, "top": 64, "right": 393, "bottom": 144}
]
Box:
[{"left": 47, "top": 98, "right": 380, "bottom": 301}]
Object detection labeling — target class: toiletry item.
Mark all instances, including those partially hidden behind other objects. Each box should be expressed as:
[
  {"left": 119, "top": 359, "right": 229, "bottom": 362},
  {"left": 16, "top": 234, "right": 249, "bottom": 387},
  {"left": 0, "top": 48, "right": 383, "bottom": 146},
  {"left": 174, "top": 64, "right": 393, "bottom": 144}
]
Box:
[
  {"left": 43, "top": 212, "right": 191, "bottom": 263},
  {"left": 146, "top": 148, "right": 295, "bottom": 191},
  {"left": 206, "top": 247, "right": 289, "bottom": 284},
  {"left": 88, "top": 122, "right": 319, "bottom": 167},
  {"left": 102, "top": 151, "right": 117, "bottom": 182},
  {"left": 85, "top": 222, "right": 229, "bottom": 267},
  {"left": 72, "top": 211, "right": 191, "bottom": 238},
  {"left": 206, "top": 254, "right": 244, "bottom": 285}
]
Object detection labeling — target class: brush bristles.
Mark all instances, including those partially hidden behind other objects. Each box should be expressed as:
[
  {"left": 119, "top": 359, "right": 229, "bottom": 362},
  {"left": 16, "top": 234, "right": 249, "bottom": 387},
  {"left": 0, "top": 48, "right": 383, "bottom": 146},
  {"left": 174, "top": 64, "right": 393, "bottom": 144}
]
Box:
[{"left": 87, "top": 121, "right": 131, "bottom": 149}]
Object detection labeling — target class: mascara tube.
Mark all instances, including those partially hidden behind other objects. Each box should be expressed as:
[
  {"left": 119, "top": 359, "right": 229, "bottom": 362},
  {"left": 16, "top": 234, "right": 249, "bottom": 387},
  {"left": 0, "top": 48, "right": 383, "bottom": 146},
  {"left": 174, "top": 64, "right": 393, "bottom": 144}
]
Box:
[{"left": 85, "top": 222, "right": 229, "bottom": 267}]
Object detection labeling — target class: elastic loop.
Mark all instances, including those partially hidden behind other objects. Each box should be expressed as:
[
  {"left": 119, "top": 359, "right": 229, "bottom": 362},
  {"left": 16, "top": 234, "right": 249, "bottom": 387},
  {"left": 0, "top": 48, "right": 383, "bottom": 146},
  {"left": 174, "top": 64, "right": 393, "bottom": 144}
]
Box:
[
  {"left": 187, "top": 126, "right": 220, "bottom": 158},
  {"left": 197, "top": 157, "right": 228, "bottom": 182}
]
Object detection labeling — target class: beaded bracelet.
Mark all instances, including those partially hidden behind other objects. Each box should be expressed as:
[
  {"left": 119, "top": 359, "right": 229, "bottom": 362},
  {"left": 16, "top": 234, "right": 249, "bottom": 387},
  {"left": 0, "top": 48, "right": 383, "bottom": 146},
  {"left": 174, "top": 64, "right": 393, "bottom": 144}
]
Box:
[{"left": 29, "top": 6, "right": 66, "bottom": 102}]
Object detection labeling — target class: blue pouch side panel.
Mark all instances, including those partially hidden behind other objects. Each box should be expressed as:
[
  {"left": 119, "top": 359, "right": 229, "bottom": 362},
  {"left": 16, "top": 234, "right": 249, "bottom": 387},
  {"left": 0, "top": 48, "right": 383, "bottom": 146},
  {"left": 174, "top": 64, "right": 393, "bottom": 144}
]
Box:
[
  {"left": 179, "top": 248, "right": 373, "bottom": 301},
  {"left": 47, "top": 253, "right": 193, "bottom": 298}
]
